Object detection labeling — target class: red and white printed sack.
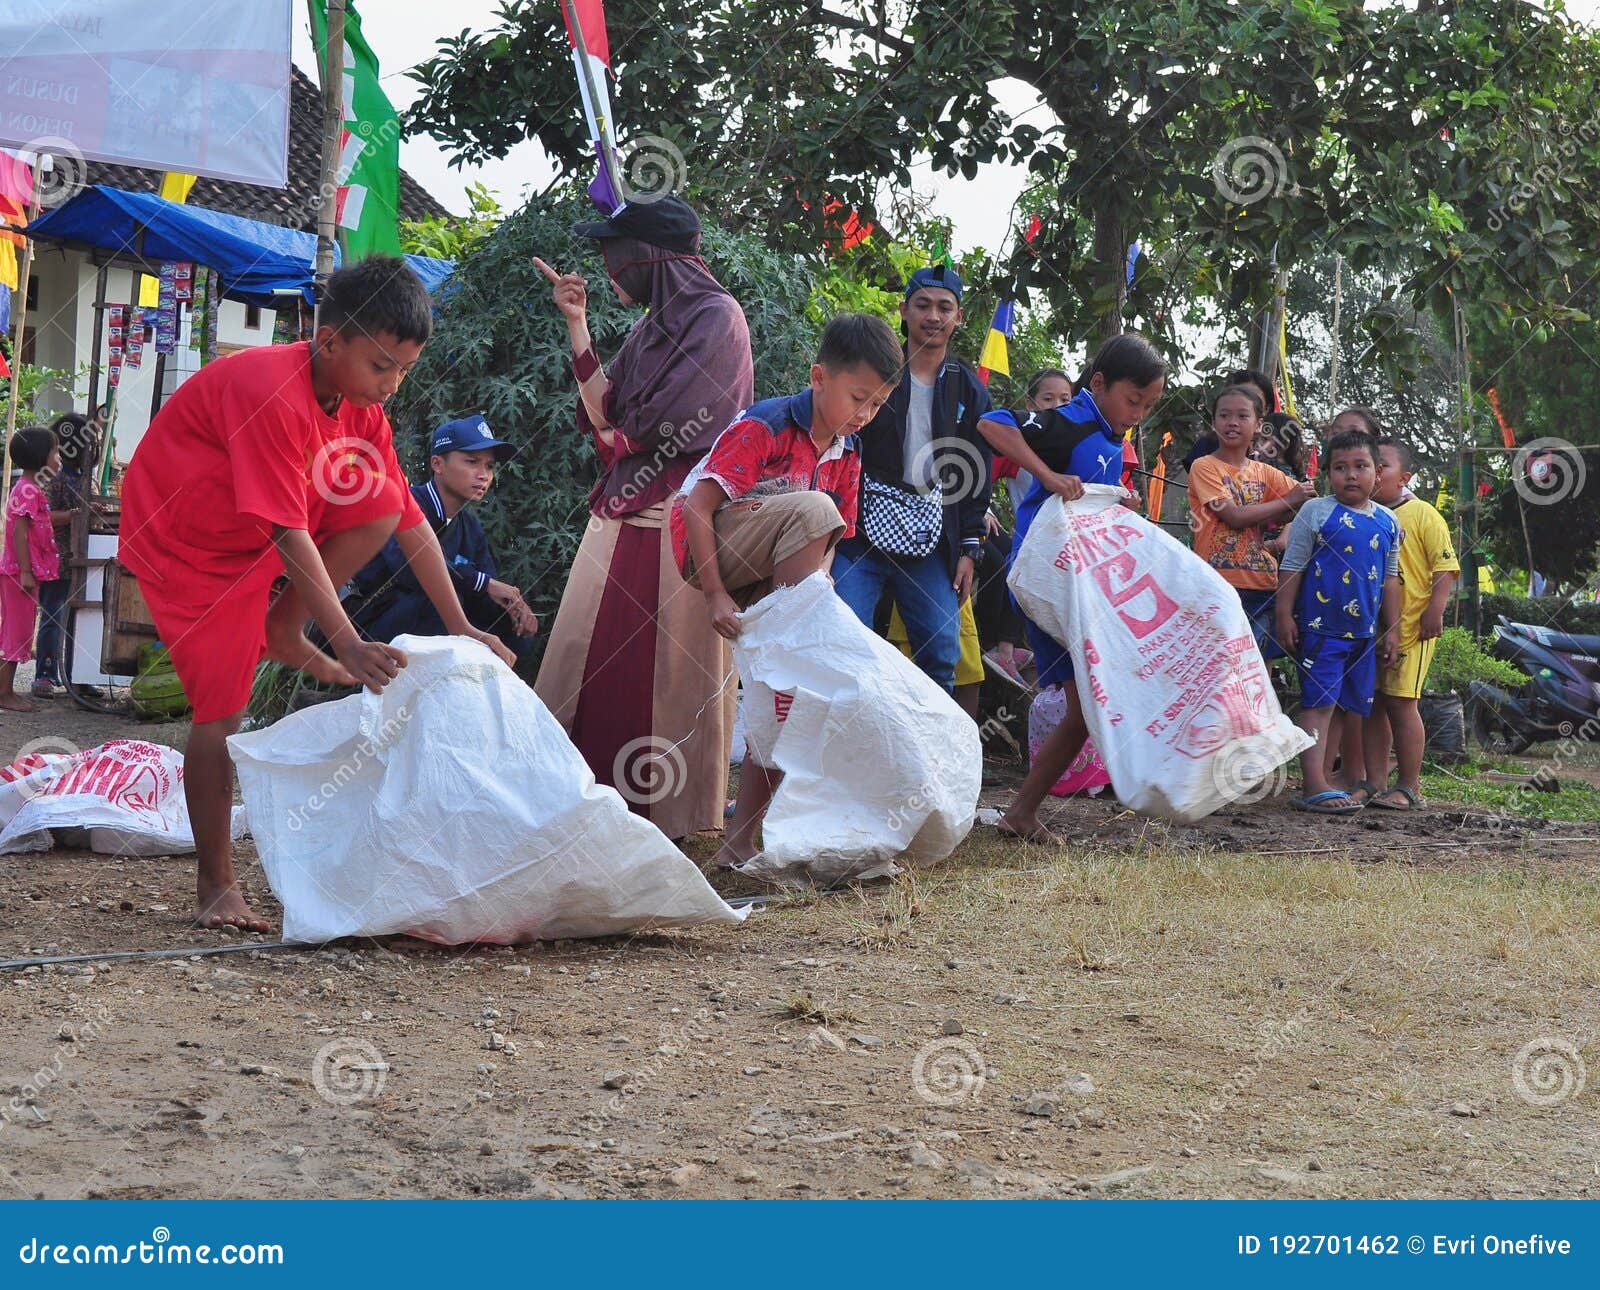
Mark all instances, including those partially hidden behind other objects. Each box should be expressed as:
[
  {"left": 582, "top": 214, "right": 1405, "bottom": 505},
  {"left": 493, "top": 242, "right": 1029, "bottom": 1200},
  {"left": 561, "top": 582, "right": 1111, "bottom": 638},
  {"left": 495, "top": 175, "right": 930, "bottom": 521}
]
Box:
[{"left": 1008, "top": 487, "right": 1311, "bottom": 822}]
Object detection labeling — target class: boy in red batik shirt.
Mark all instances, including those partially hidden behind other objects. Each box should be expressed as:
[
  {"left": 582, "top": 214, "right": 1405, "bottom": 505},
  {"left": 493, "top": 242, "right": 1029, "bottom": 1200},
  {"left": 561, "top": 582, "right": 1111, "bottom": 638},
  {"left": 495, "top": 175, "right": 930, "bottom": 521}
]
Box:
[
  {"left": 119, "top": 257, "right": 516, "bottom": 933},
  {"left": 673, "top": 313, "right": 903, "bottom": 867}
]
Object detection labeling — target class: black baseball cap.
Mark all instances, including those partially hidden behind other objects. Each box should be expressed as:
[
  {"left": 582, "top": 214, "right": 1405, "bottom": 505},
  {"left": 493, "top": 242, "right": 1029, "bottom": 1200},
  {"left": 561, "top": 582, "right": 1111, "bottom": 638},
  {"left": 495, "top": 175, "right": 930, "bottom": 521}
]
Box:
[
  {"left": 572, "top": 195, "right": 702, "bottom": 254},
  {"left": 904, "top": 264, "right": 964, "bottom": 303}
]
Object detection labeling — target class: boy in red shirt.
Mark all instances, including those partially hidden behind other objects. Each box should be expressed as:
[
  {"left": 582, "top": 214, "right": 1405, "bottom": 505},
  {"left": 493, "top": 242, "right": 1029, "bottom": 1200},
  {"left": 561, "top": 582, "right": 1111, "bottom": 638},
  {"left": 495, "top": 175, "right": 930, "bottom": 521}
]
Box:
[
  {"left": 120, "top": 257, "right": 516, "bottom": 932},
  {"left": 673, "top": 313, "right": 903, "bottom": 867}
]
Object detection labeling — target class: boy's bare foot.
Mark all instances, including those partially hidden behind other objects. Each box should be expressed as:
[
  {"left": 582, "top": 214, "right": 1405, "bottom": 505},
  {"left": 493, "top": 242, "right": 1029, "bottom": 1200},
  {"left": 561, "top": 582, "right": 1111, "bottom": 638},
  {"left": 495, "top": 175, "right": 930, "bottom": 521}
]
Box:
[
  {"left": 263, "top": 625, "right": 358, "bottom": 687},
  {"left": 712, "top": 839, "right": 760, "bottom": 870},
  {"left": 0, "top": 692, "right": 39, "bottom": 712},
  {"left": 195, "top": 875, "right": 274, "bottom": 933},
  {"left": 995, "top": 812, "right": 1068, "bottom": 847}
]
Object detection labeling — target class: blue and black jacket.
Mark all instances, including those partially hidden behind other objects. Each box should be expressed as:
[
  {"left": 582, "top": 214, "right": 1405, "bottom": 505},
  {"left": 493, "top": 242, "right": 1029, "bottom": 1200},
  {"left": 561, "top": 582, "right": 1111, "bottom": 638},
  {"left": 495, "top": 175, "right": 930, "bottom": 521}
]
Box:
[{"left": 855, "top": 353, "right": 994, "bottom": 572}]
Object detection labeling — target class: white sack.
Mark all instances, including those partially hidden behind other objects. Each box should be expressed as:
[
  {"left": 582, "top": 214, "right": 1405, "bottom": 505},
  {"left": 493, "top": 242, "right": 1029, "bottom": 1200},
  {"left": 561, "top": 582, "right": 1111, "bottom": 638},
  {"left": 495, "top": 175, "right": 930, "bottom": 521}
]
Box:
[
  {"left": 0, "top": 739, "right": 246, "bottom": 856},
  {"left": 730, "top": 573, "right": 980, "bottom": 887},
  {"left": 227, "top": 636, "right": 744, "bottom": 945},
  {"left": 1008, "top": 487, "right": 1312, "bottom": 822}
]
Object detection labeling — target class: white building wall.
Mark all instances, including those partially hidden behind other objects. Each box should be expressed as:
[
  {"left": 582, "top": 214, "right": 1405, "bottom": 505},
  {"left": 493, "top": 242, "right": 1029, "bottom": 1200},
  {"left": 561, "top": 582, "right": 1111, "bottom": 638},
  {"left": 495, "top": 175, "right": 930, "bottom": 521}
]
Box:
[{"left": 29, "top": 248, "right": 277, "bottom": 461}]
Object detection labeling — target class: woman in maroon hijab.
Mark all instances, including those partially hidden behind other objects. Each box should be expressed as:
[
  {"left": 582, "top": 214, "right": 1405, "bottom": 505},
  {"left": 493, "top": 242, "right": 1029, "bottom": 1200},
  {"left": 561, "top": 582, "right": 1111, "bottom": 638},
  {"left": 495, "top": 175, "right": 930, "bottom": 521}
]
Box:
[{"left": 534, "top": 197, "right": 754, "bottom": 839}]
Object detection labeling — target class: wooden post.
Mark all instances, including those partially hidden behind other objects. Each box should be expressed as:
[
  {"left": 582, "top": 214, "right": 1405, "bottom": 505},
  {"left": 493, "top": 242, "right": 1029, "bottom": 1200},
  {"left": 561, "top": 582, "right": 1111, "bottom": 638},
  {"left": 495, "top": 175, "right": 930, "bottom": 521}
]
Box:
[
  {"left": 1327, "top": 253, "right": 1342, "bottom": 417},
  {"left": 1455, "top": 442, "right": 1475, "bottom": 632},
  {"left": 1, "top": 163, "right": 42, "bottom": 522},
  {"left": 147, "top": 351, "right": 167, "bottom": 422},
  {"left": 1257, "top": 266, "right": 1288, "bottom": 385},
  {"left": 1515, "top": 483, "right": 1537, "bottom": 597},
  {"left": 1452, "top": 295, "right": 1480, "bottom": 634},
  {"left": 312, "top": 0, "right": 347, "bottom": 331},
  {"left": 85, "top": 262, "right": 107, "bottom": 420}
]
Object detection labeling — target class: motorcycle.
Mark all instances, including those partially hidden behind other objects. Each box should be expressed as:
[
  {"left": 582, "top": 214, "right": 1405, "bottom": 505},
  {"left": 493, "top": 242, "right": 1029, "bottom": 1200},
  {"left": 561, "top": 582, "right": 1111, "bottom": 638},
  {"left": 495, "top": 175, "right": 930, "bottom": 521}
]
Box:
[{"left": 1466, "top": 617, "right": 1600, "bottom": 754}]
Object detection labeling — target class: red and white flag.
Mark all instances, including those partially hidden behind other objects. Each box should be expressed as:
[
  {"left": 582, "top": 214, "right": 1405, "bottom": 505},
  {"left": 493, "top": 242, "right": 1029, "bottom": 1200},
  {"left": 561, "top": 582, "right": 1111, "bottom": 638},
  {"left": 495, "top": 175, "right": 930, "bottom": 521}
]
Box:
[{"left": 560, "top": 0, "right": 622, "bottom": 213}]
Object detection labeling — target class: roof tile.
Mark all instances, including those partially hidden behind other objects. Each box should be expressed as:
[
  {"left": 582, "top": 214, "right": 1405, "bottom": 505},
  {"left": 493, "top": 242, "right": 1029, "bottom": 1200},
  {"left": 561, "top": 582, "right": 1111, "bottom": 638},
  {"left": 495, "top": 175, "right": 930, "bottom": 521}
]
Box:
[{"left": 81, "top": 66, "right": 450, "bottom": 231}]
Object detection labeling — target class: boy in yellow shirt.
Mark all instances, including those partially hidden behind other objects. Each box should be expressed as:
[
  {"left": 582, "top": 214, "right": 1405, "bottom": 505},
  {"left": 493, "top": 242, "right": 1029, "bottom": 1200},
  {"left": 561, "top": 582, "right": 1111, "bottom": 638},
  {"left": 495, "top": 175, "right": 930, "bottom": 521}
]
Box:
[{"left": 1361, "top": 438, "right": 1459, "bottom": 809}]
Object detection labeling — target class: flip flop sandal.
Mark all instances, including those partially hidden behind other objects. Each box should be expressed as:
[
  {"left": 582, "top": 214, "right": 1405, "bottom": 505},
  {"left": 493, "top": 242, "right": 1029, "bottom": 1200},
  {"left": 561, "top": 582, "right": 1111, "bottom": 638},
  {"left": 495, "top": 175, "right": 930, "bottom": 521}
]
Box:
[
  {"left": 1347, "top": 780, "right": 1381, "bottom": 806},
  {"left": 1292, "top": 790, "right": 1364, "bottom": 815},
  {"left": 1367, "top": 785, "right": 1425, "bottom": 811}
]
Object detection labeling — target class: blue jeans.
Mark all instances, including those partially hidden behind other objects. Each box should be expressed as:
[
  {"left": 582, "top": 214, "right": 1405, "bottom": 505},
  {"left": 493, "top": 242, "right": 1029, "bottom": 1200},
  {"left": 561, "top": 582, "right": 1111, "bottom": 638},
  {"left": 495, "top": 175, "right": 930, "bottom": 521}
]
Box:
[
  {"left": 34, "top": 577, "right": 70, "bottom": 684},
  {"left": 1237, "top": 587, "right": 1285, "bottom": 661},
  {"left": 833, "top": 538, "right": 960, "bottom": 693}
]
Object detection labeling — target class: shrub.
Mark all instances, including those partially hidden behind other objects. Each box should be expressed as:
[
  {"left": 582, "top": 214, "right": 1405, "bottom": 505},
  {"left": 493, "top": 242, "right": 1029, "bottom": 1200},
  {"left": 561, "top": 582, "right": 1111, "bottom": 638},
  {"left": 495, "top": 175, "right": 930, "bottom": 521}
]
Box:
[{"left": 1426, "top": 626, "right": 1527, "bottom": 694}]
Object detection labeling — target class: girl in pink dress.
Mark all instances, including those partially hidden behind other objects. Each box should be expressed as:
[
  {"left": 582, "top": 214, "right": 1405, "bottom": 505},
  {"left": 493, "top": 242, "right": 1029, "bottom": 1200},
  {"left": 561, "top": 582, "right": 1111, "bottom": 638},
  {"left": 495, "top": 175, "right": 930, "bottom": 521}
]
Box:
[{"left": 2, "top": 426, "right": 62, "bottom": 712}]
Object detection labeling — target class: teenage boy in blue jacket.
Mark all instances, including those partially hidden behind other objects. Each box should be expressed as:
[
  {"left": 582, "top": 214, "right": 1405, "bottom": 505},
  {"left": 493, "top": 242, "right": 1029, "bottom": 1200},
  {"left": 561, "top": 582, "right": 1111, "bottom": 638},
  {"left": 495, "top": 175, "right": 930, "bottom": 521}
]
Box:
[{"left": 831, "top": 265, "right": 992, "bottom": 694}]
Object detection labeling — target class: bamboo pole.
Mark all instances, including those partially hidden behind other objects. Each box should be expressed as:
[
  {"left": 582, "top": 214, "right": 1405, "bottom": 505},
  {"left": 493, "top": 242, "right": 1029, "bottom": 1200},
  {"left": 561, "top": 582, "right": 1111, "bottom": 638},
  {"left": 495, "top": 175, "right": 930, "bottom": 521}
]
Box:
[
  {"left": 1452, "top": 294, "right": 1480, "bottom": 634},
  {"left": 1327, "top": 253, "right": 1342, "bottom": 416},
  {"left": 84, "top": 262, "right": 106, "bottom": 426},
  {"left": 312, "top": 0, "right": 347, "bottom": 331}
]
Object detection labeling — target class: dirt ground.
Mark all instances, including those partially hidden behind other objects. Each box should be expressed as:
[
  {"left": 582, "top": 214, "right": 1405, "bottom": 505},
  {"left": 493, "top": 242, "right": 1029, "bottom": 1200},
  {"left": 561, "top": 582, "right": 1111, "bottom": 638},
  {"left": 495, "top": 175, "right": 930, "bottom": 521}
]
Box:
[{"left": 2, "top": 685, "right": 1597, "bottom": 1200}]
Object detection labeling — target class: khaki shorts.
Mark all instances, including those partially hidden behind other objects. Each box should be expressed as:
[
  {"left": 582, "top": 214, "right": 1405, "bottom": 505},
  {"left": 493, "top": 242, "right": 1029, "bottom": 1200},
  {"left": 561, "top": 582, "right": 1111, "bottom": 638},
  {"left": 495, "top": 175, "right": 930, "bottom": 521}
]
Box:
[
  {"left": 1379, "top": 634, "right": 1439, "bottom": 700},
  {"left": 684, "top": 490, "right": 846, "bottom": 607}
]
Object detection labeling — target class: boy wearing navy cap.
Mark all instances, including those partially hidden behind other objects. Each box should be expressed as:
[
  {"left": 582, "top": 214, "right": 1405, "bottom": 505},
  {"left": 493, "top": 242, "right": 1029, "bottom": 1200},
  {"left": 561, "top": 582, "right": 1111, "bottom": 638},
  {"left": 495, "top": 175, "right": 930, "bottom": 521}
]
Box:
[{"left": 347, "top": 415, "right": 539, "bottom": 661}]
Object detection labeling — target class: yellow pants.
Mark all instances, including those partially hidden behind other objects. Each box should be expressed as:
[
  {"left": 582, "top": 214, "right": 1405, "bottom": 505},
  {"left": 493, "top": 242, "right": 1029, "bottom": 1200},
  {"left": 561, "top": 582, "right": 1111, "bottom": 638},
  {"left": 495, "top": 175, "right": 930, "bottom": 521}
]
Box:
[{"left": 887, "top": 598, "right": 985, "bottom": 686}]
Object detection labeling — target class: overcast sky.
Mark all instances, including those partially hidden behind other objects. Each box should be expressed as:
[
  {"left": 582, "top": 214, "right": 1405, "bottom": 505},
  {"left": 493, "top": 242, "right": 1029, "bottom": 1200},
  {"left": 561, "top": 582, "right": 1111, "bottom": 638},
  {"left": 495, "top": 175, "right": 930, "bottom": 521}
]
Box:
[{"left": 298, "top": 1, "right": 1600, "bottom": 252}]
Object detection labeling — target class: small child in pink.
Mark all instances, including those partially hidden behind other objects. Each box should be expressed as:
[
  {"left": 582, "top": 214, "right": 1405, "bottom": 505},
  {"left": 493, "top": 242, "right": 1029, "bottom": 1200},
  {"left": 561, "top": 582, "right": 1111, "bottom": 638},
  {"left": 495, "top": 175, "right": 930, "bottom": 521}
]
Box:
[{"left": 2, "top": 426, "right": 62, "bottom": 711}]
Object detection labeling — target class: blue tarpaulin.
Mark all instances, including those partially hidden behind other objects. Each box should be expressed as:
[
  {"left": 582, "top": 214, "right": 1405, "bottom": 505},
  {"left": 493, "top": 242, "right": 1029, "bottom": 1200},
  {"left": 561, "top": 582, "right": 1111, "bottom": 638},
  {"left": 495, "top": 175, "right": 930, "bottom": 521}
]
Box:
[{"left": 26, "top": 186, "right": 453, "bottom": 307}]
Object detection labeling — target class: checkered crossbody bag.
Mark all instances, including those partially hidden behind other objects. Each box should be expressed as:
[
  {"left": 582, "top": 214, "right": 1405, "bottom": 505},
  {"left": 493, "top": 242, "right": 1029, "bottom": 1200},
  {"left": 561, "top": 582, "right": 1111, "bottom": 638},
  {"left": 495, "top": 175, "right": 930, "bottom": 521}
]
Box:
[{"left": 859, "top": 475, "right": 943, "bottom": 558}]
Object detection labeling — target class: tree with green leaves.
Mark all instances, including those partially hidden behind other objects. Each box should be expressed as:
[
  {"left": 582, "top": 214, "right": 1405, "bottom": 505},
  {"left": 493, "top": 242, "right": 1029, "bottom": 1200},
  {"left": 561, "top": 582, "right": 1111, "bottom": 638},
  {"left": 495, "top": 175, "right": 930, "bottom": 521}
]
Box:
[
  {"left": 400, "top": 181, "right": 505, "bottom": 261},
  {"left": 805, "top": 209, "right": 1068, "bottom": 409},
  {"left": 408, "top": 1, "right": 1600, "bottom": 376}
]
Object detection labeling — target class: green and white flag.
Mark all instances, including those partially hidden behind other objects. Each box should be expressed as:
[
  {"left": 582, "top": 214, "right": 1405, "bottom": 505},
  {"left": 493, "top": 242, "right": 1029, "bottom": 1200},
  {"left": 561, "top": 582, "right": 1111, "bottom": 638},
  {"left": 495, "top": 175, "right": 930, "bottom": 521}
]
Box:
[{"left": 311, "top": 1, "right": 402, "bottom": 258}]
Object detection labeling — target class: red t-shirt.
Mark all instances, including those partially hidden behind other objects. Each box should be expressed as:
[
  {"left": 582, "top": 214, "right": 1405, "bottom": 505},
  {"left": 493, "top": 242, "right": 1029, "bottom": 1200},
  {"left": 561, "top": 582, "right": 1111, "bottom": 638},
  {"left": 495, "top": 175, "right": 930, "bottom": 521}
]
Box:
[
  {"left": 668, "top": 391, "right": 861, "bottom": 573},
  {"left": 120, "top": 342, "right": 424, "bottom": 600}
]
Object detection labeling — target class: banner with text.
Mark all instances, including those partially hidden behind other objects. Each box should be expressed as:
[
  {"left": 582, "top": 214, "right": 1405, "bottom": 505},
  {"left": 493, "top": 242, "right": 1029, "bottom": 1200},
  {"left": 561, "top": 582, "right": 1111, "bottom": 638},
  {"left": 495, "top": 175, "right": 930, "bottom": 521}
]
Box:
[{"left": 0, "top": 1, "right": 292, "bottom": 188}]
